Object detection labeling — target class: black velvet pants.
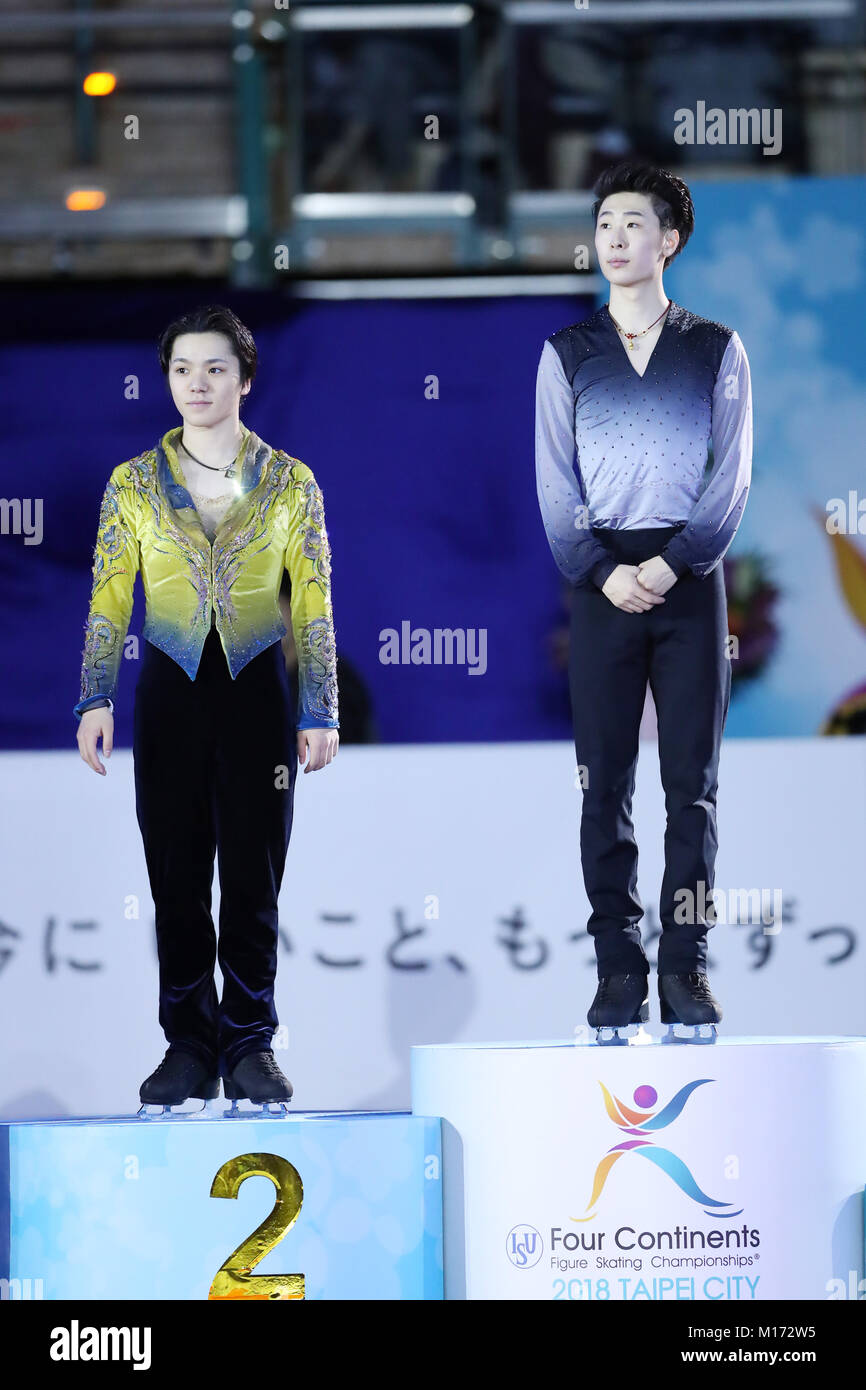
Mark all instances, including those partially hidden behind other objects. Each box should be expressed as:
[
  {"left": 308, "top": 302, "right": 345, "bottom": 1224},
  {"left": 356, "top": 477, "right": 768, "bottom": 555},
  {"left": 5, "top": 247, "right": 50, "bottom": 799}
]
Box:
[
  {"left": 133, "top": 626, "right": 297, "bottom": 1079},
  {"left": 569, "top": 525, "right": 732, "bottom": 978}
]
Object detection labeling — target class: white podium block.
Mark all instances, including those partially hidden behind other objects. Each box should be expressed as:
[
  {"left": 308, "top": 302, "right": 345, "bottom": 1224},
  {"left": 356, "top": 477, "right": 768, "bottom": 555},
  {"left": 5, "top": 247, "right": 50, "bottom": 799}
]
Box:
[{"left": 411, "top": 1036, "right": 866, "bottom": 1301}]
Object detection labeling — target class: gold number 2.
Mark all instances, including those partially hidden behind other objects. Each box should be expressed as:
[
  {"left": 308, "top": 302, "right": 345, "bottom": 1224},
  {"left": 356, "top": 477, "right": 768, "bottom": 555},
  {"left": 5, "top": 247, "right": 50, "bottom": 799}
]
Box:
[{"left": 208, "top": 1152, "right": 305, "bottom": 1300}]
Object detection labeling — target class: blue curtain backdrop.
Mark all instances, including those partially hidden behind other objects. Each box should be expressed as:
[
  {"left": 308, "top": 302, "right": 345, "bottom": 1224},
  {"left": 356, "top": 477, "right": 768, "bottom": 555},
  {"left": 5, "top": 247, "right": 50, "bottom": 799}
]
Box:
[{"left": 3, "top": 175, "right": 865, "bottom": 749}]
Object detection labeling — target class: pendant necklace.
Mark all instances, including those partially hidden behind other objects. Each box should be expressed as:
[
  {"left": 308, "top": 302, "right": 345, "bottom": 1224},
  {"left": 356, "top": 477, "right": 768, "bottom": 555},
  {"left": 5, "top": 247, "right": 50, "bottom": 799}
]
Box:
[
  {"left": 180, "top": 434, "right": 243, "bottom": 480},
  {"left": 608, "top": 301, "right": 671, "bottom": 350}
]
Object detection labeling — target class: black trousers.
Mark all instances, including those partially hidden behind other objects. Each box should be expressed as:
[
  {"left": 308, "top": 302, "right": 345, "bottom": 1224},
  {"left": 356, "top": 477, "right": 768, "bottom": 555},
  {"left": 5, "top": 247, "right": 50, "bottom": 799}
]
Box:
[
  {"left": 569, "top": 525, "right": 732, "bottom": 977},
  {"left": 133, "top": 626, "right": 297, "bottom": 1078}
]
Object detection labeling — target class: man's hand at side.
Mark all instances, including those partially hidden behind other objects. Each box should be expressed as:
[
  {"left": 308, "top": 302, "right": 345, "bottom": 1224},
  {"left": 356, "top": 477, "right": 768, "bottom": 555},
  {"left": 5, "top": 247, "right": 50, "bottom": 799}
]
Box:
[
  {"left": 77, "top": 707, "right": 114, "bottom": 775},
  {"left": 297, "top": 727, "right": 339, "bottom": 772}
]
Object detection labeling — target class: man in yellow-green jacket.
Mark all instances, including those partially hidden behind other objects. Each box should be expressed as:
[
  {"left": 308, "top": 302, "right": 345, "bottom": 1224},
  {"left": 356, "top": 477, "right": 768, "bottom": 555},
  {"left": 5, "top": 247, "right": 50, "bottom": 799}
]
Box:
[{"left": 74, "top": 304, "right": 339, "bottom": 1113}]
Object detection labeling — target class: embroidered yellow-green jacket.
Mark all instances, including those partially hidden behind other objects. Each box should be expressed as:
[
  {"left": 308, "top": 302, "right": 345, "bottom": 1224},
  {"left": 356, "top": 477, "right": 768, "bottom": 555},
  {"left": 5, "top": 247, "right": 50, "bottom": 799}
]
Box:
[{"left": 74, "top": 423, "right": 339, "bottom": 729}]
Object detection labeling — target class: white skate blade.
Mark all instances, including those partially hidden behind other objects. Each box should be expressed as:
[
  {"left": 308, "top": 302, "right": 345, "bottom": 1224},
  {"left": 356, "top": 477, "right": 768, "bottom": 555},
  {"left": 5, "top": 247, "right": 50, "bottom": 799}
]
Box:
[
  {"left": 220, "top": 1098, "right": 292, "bottom": 1118},
  {"left": 662, "top": 1022, "right": 718, "bottom": 1045},
  {"left": 136, "top": 1098, "right": 209, "bottom": 1119},
  {"left": 593, "top": 1022, "right": 648, "bottom": 1046}
]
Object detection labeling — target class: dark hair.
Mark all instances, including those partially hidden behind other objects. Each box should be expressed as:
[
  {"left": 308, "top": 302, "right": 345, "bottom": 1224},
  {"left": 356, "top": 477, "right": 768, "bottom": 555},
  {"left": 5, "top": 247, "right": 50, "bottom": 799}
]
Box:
[
  {"left": 158, "top": 304, "right": 257, "bottom": 410},
  {"left": 591, "top": 162, "right": 694, "bottom": 269}
]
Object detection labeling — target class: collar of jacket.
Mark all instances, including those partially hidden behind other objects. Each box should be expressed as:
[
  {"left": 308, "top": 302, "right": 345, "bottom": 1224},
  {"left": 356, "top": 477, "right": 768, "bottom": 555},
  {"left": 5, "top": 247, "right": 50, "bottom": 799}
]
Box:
[{"left": 155, "top": 422, "right": 276, "bottom": 555}]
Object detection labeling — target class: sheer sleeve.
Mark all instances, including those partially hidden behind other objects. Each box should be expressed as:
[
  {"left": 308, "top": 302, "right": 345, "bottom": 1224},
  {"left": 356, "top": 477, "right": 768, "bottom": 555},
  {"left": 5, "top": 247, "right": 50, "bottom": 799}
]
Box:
[
  {"left": 535, "top": 340, "right": 618, "bottom": 590},
  {"left": 659, "top": 331, "right": 753, "bottom": 579}
]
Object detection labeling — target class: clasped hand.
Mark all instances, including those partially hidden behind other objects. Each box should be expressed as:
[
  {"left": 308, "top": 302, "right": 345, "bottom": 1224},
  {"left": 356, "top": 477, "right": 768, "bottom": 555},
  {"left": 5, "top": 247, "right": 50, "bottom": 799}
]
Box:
[{"left": 601, "top": 554, "right": 678, "bottom": 612}]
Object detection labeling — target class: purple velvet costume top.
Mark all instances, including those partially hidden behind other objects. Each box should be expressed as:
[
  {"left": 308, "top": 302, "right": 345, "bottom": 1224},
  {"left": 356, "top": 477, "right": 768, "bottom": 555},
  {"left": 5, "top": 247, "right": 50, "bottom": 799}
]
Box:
[{"left": 535, "top": 300, "right": 753, "bottom": 589}]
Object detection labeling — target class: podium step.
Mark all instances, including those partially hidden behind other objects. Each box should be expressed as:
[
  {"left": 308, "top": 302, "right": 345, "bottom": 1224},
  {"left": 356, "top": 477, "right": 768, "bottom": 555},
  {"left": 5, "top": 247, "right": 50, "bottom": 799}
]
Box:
[
  {"left": 0, "top": 1110, "right": 443, "bottom": 1300},
  {"left": 411, "top": 1035, "right": 866, "bottom": 1301}
]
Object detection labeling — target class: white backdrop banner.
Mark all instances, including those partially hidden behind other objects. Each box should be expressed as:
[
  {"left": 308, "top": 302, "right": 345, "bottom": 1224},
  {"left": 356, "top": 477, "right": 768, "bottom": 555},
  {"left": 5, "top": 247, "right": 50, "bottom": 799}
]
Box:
[{"left": 0, "top": 737, "right": 864, "bottom": 1119}]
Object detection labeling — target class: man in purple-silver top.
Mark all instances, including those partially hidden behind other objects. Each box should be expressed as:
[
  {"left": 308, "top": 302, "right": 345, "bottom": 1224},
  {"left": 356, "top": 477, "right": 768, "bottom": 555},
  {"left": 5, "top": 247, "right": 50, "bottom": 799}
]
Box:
[{"left": 534, "top": 162, "right": 753, "bottom": 1045}]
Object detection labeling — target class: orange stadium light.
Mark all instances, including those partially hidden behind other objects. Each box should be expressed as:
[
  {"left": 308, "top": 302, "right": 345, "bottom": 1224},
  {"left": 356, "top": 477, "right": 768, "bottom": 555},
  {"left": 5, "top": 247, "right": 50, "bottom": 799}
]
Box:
[
  {"left": 82, "top": 72, "right": 117, "bottom": 97},
  {"left": 65, "top": 189, "right": 108, "bottom": 211}
]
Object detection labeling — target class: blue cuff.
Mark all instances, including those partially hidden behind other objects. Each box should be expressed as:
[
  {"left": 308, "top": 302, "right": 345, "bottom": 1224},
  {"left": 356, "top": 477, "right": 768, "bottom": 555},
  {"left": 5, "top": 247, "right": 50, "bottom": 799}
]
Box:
[
  {"left": 589, "top": 555, "right": 618, "bottom": 590},
  {"left": 658, "top": 547, "right": 691, "bottom": 579},
  {"left": 74, "top": 695, "right": 114, "bottom": 722}
]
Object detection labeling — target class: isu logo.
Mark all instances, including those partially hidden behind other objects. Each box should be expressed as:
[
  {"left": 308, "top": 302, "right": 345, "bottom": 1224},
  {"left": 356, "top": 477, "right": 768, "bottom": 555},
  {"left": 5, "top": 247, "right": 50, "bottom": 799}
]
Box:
[{"left": 506, "top": 1224, "right": 543, "bottom": 1268}]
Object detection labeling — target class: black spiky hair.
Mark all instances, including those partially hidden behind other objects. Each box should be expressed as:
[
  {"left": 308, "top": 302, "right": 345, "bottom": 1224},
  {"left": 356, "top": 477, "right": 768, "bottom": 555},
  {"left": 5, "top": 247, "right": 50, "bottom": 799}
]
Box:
[{"left": 591, "top": 162, "right": 695, "bottom": 268}]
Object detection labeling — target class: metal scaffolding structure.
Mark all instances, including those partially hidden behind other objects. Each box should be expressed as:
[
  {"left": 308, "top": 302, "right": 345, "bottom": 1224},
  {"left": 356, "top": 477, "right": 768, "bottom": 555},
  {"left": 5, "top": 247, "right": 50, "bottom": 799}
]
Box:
[{"left": 0, "top": 0, "right": 862, "bottom": 283}]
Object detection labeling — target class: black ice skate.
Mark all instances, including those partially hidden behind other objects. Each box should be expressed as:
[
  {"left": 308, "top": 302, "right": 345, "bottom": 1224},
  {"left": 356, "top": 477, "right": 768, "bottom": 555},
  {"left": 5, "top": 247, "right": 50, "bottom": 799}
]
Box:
[
  {"left": 138, "top": 1046, "right": 219, "bottom": 1116},
  {"left": 223, "top": 1049, "right": 293, "bottom": 1116},
  {"left": 659, "top": 973, "right": 721, "bottom": 1044},
  {"left": 587, "top": 973, "right": 649, "bottom": 1046}
]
